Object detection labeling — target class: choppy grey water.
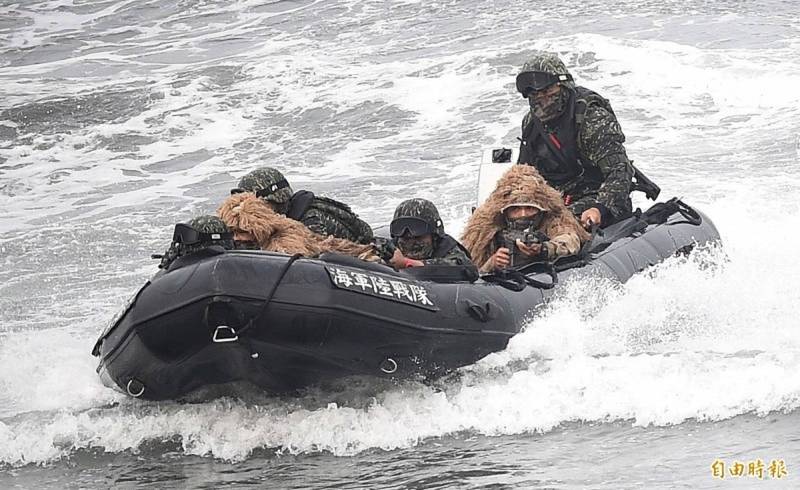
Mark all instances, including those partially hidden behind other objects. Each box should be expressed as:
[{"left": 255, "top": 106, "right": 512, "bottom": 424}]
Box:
[{"left": 1, "top": 0, "right": 799, "bottom": 488}]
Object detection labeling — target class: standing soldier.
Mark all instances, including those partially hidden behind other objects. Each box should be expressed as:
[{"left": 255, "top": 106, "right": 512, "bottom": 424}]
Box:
[
  {"left": 516, "top": 52, "right": 651, "bottom": 228},
  {"left": 231, "top": 167, "right": 374, "bottom": 244}
]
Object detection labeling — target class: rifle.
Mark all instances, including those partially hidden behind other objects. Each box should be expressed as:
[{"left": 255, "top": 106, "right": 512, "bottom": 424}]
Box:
[
  {"left": 631, "top": 164, "right": 661, "bottom": 201},
  {"left": 504, "top": 229, "right": 549, "bottom": 267}
]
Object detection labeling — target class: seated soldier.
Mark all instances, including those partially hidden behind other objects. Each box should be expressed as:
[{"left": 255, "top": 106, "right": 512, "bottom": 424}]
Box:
[
  {"left": 231, "top": 167, "right": 374, "bottom": 244},
  {"left": 218, "top": 191, "right": 377, "bottom": 260},
  {"left": 156, "top": 215, "right": 235, "bottom": 270},
  {"left": 461, "top": 166, "right": 590, "bottom": 273},
  {"left": 381, "top": 198, "right": 473, "bottom": 269}
]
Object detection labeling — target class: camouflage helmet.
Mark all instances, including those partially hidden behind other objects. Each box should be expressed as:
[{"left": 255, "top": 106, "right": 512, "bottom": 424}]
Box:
[
  {"left": 521, "top": 52, "right": 571, "bottom": 76},
  {"left": 158, "top": 215, "right": 233, "bottom": 269},
  {"left": 234, "top": 167, "right": 294, "bottom": 204},
  {"left": 517, "top": 52, "right": 576, "bottom": 94},
  {"left": 187, "top": 215, "right": 229, "bottom": 236},
  {"left": 391, "top": 198, "right": 445, "bottom": 238},
  {"left": 181, "top": 215, "right": 235, "bottom": 252}
]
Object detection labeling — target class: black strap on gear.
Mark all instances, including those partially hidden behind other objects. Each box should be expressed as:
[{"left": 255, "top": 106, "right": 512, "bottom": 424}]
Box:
[
  {"left": 515, "top": 261, "right": 559, "bottom": 287},
  {"left": 237, "top": 253, "right": 303, "bottom": 336},
  {"left": 481, "top": 270, "right": 526, "bottom": 292},
  {"left": 576, "top": 223, "right": 602, "bottom": 258},
  {"left": 529, "top": 108, "right": 570, "bottom": 169},
  {"left": 574, "top": 98, "right": 587, "bottom": 128},
  {"left": 581, "top": 197, "right": 702, "bottom": 257},
  {"left": 580, "top": 211, "right": 648, "bottom": 256},
  {"left": 254, "top": 179, "right": 290, "bottom": 199},
  {"left": 516, "top": 71, "right": 574, "bottom": 96},
  {"left": 230, "top": 178, "right": 291, "bottom": 197},
  {"left": 482, "top": 264, "right": 558, "bottom": 291},
  {"left": 573, "top": 86, "right": 614, "bottom": 133},
  {"left": 675, "top": 200, "right": 702, "bottom": 225},
  {"left": 433, "top": 234, "right": 473, "bottom": 260},
  {"left": 519, "top": 91, "right": 585, "bottom": 189},
  {"left": 642, "top": 197, "right": 702, "bottom": 226},
  {"left": 286, "top": 191, "right": 315, "bottom": 220}
]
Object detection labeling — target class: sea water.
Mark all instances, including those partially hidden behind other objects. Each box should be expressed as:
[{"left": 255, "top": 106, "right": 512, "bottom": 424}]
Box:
[{"left": 1, "top": 0, "right": 799, "bottom": 487}]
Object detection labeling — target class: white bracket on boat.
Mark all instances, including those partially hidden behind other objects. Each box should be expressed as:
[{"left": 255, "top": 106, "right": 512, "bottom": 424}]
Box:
[{"left": 212, "top": 325, "right": 238, "bottom": 343}]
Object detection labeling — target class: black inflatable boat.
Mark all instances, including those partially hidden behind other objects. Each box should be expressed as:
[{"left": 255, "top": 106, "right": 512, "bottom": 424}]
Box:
[{"left": 92, "top": 199, "right": 720, "bottom": 400}]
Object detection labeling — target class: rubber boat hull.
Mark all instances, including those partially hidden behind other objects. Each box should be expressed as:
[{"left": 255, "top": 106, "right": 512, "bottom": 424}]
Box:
[{"left": 93, "top": 204, "right": 720, "bottom": 400}]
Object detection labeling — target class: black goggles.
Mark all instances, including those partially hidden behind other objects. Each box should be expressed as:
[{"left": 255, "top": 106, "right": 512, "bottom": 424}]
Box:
[
  {"left": 172, "top": 223, "right": 233, "bottom": 245},
  {"left": 230, "top": 178, "right": 290, "bottom": 199},
  {"left": 390, "top": 217, "right": 434, "bottom": 238},
  {"left": 515, "top": 71, "right": 573, "bottom": 97}
]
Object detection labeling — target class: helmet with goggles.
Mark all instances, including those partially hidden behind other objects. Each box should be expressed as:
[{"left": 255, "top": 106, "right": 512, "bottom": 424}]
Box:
[
  {"left": 516, "top": 52, "right": 574, "bottom": 97},
  {"left": 175, "top": 215, "right": 234, "bottom": 249},
  {"left": 231, "top": 167, "right": 294, "bottom": 204},
  {"left": 157, "top": 215, "right": 234, "bottom": 269},
  {"left": 390, "top": 198, "right": 445, "bottom": 238}
]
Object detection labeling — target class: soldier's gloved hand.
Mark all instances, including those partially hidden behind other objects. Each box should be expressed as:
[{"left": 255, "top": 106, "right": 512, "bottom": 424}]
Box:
[
  {"left": 482, "top": 247, "right": 511, "bottom": 272},
  {"left": 515, "top": 239, "right": 543, "bottom": 258},
  {"left": 581, "top": 207, "right": 602, "bottom": 230}
]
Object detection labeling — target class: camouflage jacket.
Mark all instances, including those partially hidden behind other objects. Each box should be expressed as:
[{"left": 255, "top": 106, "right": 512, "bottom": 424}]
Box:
[
  {"left": 518, "top": 86, "right": 634, "bottom": 224},
  {"left": 288, "top": 191, "right": 374, "bottom": 244},
  {"left": 421, "top": 234, "right": 473, "bottom": 266}
]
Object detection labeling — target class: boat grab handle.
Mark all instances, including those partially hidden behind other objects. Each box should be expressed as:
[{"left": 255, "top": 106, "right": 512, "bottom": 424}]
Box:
[
  {"left": 465, "top": 300, "right": 491, "bottom": 322},
  {"left": 482, "top": 264, "right": 558, "bottom": 291}
]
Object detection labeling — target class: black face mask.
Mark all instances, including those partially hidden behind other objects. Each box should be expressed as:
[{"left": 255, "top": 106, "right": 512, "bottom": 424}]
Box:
[
  {"left": 529, "top": 86, "right": 569, "bottom": 122},
  {"left": 506, "top": 213, "right": 544, "bottom": 231},
  {"left": 397, "top": 236, "right": 434, "bottom": 260}
]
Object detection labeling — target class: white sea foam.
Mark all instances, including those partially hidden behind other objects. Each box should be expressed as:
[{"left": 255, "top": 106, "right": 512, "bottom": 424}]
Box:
[{"left": 2, "top": 198, "right": 800, "bottom": 466}]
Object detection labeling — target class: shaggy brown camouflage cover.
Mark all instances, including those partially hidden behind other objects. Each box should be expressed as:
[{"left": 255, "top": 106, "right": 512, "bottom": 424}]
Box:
[
  {"left": 461, "top": 165, "right": 590, "bottom": 268},
  {"left": 218, "top": 193, "right": 377, "bottom": 260}
]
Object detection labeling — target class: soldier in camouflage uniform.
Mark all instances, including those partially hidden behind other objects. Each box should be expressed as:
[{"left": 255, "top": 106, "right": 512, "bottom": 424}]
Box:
[
  {"left": 381, "top": 198, "right": 473, "bottom": 269},
  {"left": 157, "top": 215, "right": 235, "bottom": 270},
  {"left": 461, "top": 166, "right": 590, "bottom": 273},
  {"left": 232, "top": 167, "right": 374, "bottom": 244},
  {"left": 516, "top": 52, "right": 634, "bottom": 228}
]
